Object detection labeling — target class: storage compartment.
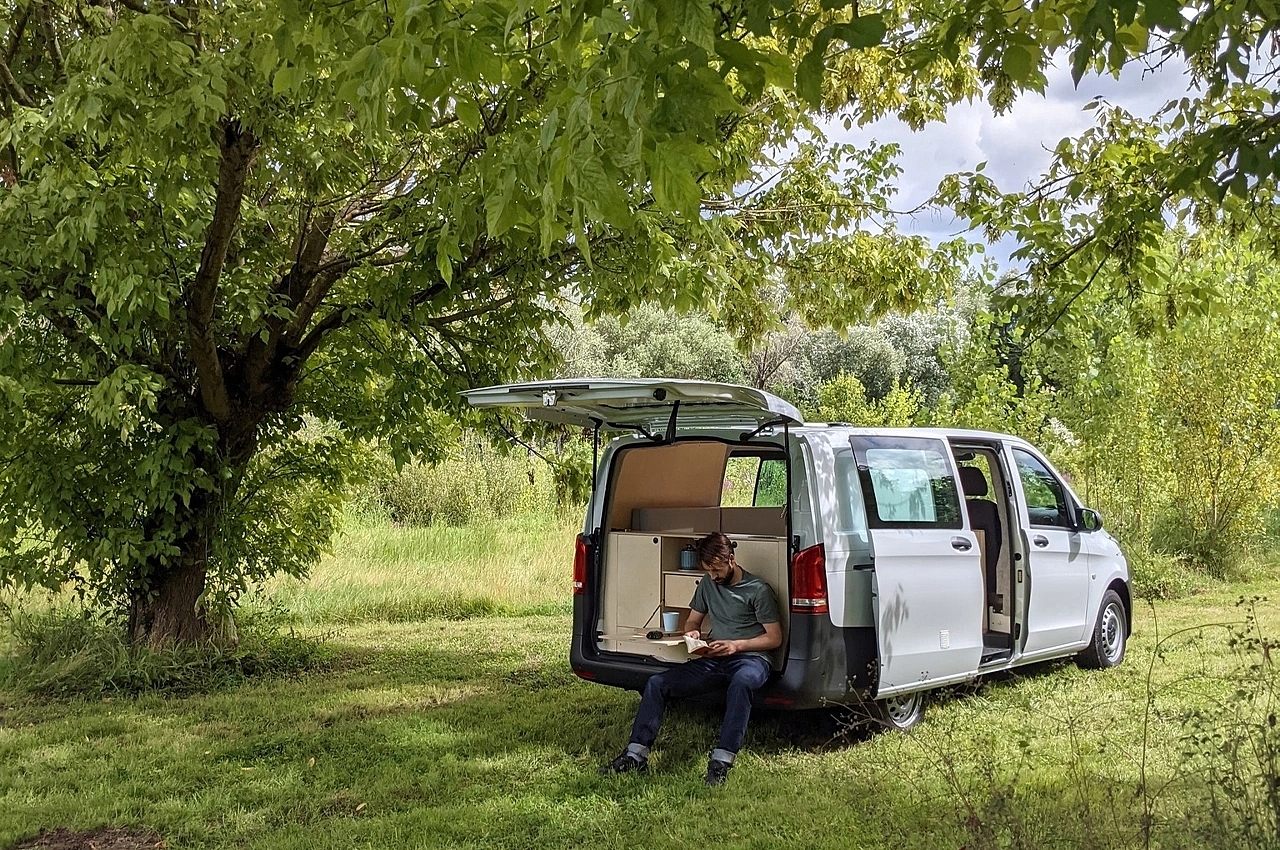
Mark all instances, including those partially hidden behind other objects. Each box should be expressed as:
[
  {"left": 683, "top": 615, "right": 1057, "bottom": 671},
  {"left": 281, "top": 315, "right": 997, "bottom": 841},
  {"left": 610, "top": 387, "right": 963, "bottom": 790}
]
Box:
[{"left": 598, "top": 531, "right": 790, "bottom": 666}]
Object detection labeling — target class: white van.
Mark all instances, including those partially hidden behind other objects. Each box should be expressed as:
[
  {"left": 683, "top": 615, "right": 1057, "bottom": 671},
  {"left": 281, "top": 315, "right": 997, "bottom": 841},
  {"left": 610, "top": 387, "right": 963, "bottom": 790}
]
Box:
[{"left": 467, "top": 378, "right": 1131, "bottom": 727}]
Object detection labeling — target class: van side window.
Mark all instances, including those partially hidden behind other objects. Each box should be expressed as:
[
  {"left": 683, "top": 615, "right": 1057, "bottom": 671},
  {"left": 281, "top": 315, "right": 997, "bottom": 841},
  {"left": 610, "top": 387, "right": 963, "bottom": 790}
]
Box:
[
  {"left": 833, "top": 448, "right": 868, "bottom": 534},
  {"left": 851, "top": 437, "right": 962, "bottom": 530},
  {"left": 723, "top": 453, "right": 787, "bottom": 507},
  {"left": 1012, "top": 449, "right": 1072, "bottom": 528}
]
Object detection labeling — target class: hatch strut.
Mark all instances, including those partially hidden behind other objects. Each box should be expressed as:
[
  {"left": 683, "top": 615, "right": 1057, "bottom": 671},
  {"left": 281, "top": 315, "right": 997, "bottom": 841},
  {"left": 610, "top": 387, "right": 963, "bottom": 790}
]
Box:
[
  {"left": 740, "top": 418, "right": 789, "bottom": 442},
  {"left": 663, "top": 401, "right": 680, "bottom": 443},
  {"left": 591, "top": 418, "right": 601, "bottom": 481}
]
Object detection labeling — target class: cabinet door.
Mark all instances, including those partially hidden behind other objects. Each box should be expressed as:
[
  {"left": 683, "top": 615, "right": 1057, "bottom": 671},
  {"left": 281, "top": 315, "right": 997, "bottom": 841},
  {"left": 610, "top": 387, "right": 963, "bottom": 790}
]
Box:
[{"left": 612, "top": 533, "right": 662, "bottom": 631}]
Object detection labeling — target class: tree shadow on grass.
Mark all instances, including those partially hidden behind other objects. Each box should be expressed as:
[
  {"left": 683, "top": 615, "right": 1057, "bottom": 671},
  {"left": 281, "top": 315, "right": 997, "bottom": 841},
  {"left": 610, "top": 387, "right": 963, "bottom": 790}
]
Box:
[{"left": 0, "top": 639, "right": 1183, "bottom": 850}]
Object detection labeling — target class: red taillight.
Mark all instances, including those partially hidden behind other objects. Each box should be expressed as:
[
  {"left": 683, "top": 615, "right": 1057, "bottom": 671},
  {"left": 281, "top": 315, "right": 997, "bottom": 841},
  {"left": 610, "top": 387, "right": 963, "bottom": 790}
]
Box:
[
  {"left": 791, "top": 543, "right": 828, "bottom": 614},
  {"left": 573, "top": 534, "right": 589, "bottom": 595}
]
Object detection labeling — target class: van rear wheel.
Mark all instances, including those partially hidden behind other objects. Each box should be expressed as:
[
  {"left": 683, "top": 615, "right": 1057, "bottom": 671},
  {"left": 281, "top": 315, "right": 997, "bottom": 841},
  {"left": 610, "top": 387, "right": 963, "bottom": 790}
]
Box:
[
  {"left": 873, "top": 691, "right": 925, "bottom": 731},
  {"left": 1077, "top": 589, "right": 1127, "bottom": 669}
]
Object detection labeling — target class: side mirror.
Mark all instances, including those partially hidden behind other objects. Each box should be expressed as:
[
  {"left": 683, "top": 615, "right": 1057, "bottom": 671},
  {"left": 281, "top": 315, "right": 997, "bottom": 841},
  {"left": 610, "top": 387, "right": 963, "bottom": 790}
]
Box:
[{"left": 1078, "top": 508, "right": 1103, "bottom": 532}]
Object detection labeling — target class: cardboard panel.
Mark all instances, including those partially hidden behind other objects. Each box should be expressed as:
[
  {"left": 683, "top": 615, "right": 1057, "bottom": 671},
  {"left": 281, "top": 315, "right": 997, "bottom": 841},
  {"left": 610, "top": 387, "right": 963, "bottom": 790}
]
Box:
[{"left": 607, "top": 442, "right": 729, "bottom": 530}]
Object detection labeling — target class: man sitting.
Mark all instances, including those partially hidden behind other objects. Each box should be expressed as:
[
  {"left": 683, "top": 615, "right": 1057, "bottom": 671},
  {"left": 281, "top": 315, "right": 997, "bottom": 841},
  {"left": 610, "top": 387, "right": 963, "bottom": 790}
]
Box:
[{"left": 600, "top": 531, "right": 783, "bottom": 786}]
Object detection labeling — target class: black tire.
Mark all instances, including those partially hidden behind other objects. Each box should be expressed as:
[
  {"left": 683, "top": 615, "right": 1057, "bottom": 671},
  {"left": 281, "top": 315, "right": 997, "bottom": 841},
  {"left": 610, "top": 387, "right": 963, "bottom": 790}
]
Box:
[
  {"left": 1077, "top": 588, "right": 1128, "bottom": 669},
  {"left": 872, "top": 690, "right": 925, "bottom": 731}
]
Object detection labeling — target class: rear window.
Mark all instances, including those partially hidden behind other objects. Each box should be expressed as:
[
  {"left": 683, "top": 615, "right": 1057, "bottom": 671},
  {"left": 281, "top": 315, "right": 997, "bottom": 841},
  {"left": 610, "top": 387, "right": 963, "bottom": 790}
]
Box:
[
  {"left": 722, "top": 452, "right": 786, "bottom": 507},
  {"left": 851, "top": 437, "right": 962, "bottom": 529}
]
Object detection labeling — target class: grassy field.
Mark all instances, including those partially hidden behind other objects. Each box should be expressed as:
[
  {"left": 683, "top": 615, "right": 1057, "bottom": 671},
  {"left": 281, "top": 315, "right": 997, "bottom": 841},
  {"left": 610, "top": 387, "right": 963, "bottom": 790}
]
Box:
[{"left": 1, "top": 518, "right": 1278, "bottom": 850}]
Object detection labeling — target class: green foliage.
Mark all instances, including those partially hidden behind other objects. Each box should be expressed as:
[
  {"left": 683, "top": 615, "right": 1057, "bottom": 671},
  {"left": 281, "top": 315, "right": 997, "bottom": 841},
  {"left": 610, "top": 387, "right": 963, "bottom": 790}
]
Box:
[
  {"left": 814, "top": 373, "right": 926, "bottom": 427},
  {"left": 0, "top": 603, "right": 331, "bottom": 697},
  {"left": 1, "top": 0, "right": 992, "bottom": 640},
  {"left": 1149, "top": 253, "right": 1280, "bottom": 576},
  {"left": 808, "top": 326, "right": 907, "bottom": 399},
  {"left": 554, "top": 305, "right": 747, "bottom": 383},
  {"left": 374, "top": 435, "right": 557, "bottom": 528}
]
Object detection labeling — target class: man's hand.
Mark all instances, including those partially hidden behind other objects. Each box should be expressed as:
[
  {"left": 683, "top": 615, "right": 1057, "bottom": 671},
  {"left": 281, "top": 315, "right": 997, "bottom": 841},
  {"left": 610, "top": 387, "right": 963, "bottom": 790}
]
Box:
[
  {"left": 684, "top": 629, "right": 701, "bottom": 641},
  {"left": 705, "top": 640, "right": 739, "bottom": 657}
]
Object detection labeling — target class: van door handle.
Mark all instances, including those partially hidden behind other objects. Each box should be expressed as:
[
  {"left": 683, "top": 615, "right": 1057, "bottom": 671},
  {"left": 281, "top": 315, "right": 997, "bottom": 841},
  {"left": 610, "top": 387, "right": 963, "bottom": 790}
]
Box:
[
  {"left": 1032, "top": 535, "right": 1049, "bottom": 547},
  {"left": 951, "top": 536, "right": 972, "bottom": 551}
]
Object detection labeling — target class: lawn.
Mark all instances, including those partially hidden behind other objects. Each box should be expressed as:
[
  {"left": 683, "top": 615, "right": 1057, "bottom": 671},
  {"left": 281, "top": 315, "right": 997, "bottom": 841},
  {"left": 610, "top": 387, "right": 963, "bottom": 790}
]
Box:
[{"left": 1, "top": 519, "right": 1277, "bottom": 850}]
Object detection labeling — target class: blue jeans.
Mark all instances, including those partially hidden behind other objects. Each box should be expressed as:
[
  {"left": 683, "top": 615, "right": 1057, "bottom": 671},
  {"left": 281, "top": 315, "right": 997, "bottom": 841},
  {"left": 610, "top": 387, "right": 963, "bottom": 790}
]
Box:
[{"left": 628, "top": 655, "right": 772, "bottom": 758}]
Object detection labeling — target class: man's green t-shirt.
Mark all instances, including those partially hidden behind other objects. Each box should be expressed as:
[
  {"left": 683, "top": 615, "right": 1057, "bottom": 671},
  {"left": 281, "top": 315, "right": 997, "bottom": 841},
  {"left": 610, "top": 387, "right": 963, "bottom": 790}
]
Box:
[{"left": 689, "top": 569, "right": 781, "bottom": 667}]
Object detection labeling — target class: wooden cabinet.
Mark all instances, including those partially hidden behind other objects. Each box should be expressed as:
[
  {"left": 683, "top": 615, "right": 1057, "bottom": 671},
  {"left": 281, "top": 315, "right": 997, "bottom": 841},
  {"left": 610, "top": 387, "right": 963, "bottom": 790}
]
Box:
[{"left": 599, "top": 531, "right": 788, "bottom": 664}]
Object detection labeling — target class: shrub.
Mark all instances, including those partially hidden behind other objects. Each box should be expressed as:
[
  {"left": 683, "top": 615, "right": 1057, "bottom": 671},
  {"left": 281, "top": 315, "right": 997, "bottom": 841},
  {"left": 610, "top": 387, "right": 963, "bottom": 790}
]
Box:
[
  {"left": 1124, "top": 543, "right": 1202, "bottom": 600},
  {"left": 376, "top": 434, "right": 558, "bottom": 527}
]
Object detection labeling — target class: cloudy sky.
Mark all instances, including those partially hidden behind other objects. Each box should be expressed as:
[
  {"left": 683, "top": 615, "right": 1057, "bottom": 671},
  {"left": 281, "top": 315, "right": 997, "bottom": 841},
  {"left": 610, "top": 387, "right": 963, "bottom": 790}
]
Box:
[{"left": 830, "top": 59, "right": 1195, "bottom": 267}]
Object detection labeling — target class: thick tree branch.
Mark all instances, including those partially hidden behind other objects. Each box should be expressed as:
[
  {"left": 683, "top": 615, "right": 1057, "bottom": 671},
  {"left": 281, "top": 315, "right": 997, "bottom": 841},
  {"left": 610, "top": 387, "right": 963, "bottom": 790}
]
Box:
[
  {"left": 294, "top": 281, "right": 448, "bottom": 363},
  {"left": 38, "top": 1, "right": 63, "bottom": 77},
  {"left": 5, "top": 3, "right": 31, "bottom": 63},
  {"left": 0, "top": 52, "right": 35, "bottom": 108},
  {"left": 188, "top": 118, "right": 259, "bottom": 421}
]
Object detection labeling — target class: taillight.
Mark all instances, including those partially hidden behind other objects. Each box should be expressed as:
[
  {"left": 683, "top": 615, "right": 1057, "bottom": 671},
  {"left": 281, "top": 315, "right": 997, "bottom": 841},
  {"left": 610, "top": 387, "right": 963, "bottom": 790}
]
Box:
[
  {"left": 791, "top": 543, "right": 828, "bottom": 614},
  {"left": 573, "top": 534, "right": 590, "bottom": 595}
]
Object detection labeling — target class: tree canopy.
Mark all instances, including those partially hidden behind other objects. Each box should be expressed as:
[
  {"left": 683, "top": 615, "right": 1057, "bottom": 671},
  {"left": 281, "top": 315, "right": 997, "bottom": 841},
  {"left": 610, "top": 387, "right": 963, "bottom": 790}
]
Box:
[{"left": 1, "top": 0, "right": 1275, "bottom": 642}]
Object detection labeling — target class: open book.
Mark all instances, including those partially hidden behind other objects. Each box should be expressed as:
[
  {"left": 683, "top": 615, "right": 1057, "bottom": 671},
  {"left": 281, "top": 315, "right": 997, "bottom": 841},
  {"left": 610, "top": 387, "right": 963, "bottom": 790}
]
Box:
[{"left": 683, "top": 634, "right": 712, "bottom": 656}]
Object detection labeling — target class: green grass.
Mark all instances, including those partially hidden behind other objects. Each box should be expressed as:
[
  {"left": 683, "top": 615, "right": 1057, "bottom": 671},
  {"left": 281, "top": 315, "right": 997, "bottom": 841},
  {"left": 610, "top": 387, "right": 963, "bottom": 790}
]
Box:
[
  {"left": 259, "top": 513, "right": 581, "bottom": 624},
  {"left": 1, "top": 522, "right": 1278, "bottom": 849}
]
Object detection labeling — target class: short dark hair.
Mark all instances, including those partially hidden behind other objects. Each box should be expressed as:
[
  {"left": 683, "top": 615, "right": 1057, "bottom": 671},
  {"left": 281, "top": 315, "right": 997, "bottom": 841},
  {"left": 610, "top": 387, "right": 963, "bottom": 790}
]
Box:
[{"left": 694, "top": 531, "right": 735, "bottom": 568}]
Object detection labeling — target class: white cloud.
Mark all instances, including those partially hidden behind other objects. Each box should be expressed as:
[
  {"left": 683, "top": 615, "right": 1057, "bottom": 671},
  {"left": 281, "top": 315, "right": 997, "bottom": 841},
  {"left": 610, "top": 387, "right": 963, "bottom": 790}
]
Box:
[{"left": 828, "top": 58, "right": 1195, "bottom": 265}]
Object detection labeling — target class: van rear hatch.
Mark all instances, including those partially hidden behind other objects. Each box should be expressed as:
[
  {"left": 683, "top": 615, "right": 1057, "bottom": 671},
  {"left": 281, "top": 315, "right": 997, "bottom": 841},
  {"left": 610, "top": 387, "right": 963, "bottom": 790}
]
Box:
[{"left": 464, "top": 378, "right": 803, "bottom": 434}]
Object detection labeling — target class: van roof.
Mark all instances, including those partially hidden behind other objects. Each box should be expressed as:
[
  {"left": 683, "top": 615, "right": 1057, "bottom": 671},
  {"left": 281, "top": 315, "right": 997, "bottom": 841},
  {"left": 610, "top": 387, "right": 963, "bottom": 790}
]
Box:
[{"left": 794, "top": 425, "right": 1033, "bottom": 445}]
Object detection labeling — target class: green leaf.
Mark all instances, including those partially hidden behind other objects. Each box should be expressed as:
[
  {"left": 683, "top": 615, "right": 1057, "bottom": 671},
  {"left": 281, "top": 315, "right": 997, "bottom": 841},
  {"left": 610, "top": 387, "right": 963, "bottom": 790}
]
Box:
[
  {"left": 795, "top": 49, "right": 826, "bottom": 109},
  {"left": 649, "top": 142, "right": 701, "bottom": 217},
  {"left": 831, "top": 14, "right": 886, "bottom": 49}
]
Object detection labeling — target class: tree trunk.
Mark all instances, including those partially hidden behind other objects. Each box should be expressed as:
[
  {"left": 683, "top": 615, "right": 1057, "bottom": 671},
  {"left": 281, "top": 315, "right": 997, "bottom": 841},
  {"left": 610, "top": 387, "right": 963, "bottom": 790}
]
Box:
[{"left": 128, "top": 533, "right": 214, "bottom": 647}]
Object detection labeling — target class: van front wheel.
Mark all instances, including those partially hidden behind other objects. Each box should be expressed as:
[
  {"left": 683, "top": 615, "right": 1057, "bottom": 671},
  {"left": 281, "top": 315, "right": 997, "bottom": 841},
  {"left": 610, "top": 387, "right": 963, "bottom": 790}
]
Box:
[
  {"left": 1077, "top": 589, "right": 1127, "bottom": 669},
  {"left": 873, "top": 691, "right": 925, "bottom": 731}
]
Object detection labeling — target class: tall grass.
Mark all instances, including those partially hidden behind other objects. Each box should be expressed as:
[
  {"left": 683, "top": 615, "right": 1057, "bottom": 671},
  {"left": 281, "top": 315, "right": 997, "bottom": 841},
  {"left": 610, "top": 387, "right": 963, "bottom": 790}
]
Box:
[{"left": 259, "top": 511, "right": 582, "bottom": 624}]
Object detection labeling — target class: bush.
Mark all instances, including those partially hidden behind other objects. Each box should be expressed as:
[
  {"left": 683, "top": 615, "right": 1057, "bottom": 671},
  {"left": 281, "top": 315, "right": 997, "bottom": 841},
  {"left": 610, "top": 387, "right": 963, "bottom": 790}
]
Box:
[
  {"left": 1125, "top": 543, "right": 1202, "bottom": 600},
  {"left": 0, "top": 603, "right": 333, "bottom": 697},
  {"left": 375, "top": 435, "right": 559, "bottom": 527}
]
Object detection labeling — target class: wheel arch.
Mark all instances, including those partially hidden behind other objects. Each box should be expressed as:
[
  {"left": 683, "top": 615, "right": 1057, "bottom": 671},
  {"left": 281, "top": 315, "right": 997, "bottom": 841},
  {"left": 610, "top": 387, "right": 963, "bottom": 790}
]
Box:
[{"left": 1106, "top": 578, "right": 1132, "bottom": 636}]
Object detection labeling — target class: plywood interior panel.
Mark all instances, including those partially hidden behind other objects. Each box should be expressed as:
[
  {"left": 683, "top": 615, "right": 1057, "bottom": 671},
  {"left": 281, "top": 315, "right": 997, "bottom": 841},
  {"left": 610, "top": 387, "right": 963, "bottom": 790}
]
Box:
[
  {"left": 606, "top": 442, "right": 729, "bottom": 530},
  {"left": 612, "top": 533, "right": 663, "bottom": 631}
]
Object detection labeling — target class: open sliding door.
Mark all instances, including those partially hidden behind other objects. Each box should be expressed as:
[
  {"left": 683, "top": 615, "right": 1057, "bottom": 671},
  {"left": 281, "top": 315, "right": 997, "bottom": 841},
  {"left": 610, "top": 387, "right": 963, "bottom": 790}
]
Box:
[{"left": 852, "top": 435, "right": 984, "bottom": 696}]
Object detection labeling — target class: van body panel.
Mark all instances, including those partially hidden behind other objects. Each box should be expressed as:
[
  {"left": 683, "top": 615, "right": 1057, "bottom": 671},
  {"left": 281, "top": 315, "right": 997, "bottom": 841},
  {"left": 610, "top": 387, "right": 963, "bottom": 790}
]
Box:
[{"left": 868, "top": 529, "right": 984, "bottom": 693}]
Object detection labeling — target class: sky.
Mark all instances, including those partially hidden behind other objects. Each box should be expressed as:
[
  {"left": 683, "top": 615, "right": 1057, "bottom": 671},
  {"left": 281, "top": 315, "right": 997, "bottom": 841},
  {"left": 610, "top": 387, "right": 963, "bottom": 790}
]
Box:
[{"left": 829, "top": 58, "right": 1195, "bottom": 267}]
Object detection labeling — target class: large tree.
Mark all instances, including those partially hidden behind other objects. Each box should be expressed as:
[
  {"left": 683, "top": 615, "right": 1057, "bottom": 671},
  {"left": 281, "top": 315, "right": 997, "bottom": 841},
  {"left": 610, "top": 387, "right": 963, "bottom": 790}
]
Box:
[{"left": 0, "top": 0, "right": 983, "bottom": 644}]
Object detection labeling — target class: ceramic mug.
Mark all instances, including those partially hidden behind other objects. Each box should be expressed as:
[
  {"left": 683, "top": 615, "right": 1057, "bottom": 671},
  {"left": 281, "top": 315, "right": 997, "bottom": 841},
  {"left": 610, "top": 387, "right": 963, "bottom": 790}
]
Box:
[{"left": 661, "top": 610, "right": 680, "bottom": 633}]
